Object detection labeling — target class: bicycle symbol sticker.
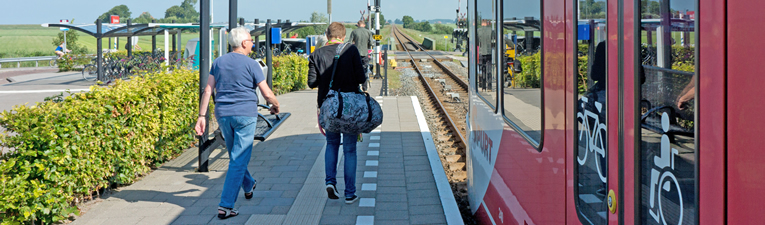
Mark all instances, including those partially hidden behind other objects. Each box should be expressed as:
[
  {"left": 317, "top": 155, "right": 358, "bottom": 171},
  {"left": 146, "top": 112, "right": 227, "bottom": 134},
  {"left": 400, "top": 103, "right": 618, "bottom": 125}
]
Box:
[{"left": 577, "top": 96, "right": 608, "bottom": 184}]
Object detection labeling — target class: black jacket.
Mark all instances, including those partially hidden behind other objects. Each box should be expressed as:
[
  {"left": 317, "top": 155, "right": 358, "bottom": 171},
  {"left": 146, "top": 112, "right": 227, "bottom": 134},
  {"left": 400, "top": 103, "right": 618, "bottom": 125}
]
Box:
[{"left": 307, "top": 44, "right": 367, "bottom": 106}]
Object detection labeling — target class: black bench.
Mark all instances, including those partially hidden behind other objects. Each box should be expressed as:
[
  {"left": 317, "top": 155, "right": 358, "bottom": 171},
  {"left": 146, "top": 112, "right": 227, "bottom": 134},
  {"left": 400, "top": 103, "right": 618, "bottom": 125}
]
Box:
[{"left": 198, "top": 103, "right": 290, "bottom": 172}]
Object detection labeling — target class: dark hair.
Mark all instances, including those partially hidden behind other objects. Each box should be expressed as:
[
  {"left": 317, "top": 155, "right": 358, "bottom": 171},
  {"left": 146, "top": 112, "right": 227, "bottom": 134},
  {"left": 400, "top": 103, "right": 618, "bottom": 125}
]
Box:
[{"left": 326, "top": 22, "right": 346, "bottom": 39}]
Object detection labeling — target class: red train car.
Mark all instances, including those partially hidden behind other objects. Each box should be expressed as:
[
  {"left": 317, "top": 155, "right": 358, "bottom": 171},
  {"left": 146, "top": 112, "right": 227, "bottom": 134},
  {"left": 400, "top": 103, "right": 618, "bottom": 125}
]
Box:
[{"left": 465, "top": 0, "right": 765, "bottom": 224}]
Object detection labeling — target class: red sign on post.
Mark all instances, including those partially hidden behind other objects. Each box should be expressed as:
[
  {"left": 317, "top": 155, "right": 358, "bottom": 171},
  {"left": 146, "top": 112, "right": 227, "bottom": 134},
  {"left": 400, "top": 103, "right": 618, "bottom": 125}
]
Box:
[{"left": 110, "top": 15, "right": 120, "bottom": 24}]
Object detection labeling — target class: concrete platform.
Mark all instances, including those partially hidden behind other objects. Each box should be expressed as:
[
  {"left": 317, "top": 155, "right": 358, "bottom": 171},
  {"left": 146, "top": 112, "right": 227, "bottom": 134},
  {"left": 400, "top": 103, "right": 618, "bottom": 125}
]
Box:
[{"left": 69, "top": 87, "right": 462, "bottom": 224}]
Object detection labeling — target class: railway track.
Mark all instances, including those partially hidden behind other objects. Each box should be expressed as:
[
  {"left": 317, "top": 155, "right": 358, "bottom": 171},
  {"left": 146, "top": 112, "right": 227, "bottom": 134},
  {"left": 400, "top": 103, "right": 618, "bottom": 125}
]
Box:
[{"left": 391, "top": 25, "right": 475, "bottom": 224}]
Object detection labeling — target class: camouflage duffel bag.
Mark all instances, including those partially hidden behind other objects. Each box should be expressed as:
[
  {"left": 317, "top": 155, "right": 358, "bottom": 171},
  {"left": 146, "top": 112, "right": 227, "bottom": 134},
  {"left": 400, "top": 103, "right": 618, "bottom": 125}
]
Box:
[{"left": 319, "top": 90, "right": 383, "bottom": 134}]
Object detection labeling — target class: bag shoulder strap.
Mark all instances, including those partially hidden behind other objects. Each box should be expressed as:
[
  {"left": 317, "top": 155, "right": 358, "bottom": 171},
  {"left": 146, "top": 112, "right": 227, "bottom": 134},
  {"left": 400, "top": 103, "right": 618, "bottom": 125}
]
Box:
[{"left": 328, "top": 43, "right": 349, "bottom": 90}]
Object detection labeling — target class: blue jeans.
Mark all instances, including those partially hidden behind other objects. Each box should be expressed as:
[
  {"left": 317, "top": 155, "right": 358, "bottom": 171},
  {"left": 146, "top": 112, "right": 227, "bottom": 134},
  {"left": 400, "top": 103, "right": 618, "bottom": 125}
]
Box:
[
  {"left": 217, "top": 116, "right": 258, "bottom": 209},
  {"left": 324, "top": 131, "right": 358, "bottom": 198}
]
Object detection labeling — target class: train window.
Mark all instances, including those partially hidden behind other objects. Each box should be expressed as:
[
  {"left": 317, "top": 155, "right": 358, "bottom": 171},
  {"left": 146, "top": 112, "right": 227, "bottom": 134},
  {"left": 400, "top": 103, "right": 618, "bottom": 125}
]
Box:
[
  {"left": 574, "top": 0, "right": 608, "bottom": 223},
  {"left": 638, "top": 0, "right": 697, "bottom": 224},
  {"left": 475, "top": 0, "right": 498, "bottom": 108},
  {"left": 500, "top": 0, "right": 543, "bottom": 144}
]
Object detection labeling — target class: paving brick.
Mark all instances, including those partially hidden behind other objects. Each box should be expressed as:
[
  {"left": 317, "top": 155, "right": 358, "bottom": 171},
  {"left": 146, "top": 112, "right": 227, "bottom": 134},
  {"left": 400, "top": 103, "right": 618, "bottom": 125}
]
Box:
[
  {"left": 270, "top": 205, "right": 291, "bottom": 214},
  {"left": 376, "top": 179, "right": 406, "bottom": 187},
  {"left": 407, "top": 182, "right": 437, "bottom": 190},
  {"left": 323, "top": 206, "right": 341, "bottom": 215},
  {"left": 270, "top": 165, "right": 300, "bottom": 172},
  {"left": 375, "top": 202, "right": 409, "bottom": 211},
  {"left": 137, "top": 216, "right": 177, "bottom": 225},
  {"left": 239, "top": 205, "right": 274, "bottom": 214},
  {"left": 319, "top": 215, "right": 356, "bottom": 225},
  {"left": 171, "top": 215, "right": 215, "bottom": 225},
  {"left": 375, "top": 219, "right": 411, "bottom": 225},
  {"left": 406, "top": 175, "right": 435, "bottom": 184},
  {"left": 375, "top": 210, "right": 410, "bottom": 220},
  {"left": 269, "top": 184, "right": 302, "bottom": 191},
  {"left": 262, "top": 177, "right": 292, "bottom": 184},
  {"left": 410, "top": 214, "right": 448, "bottom": 224},
  {"left": 258, "top": 197, "right": 294, "bottom": 206},
  {"left": 410, "top": 204, "right": 445, "bottom": 215},
  {"left": 376, "top": 194, "right": 408, "bottom": 202},
  {"left": 408, "top": 197, "right": 442, "bottom": 206},
  {"left": 249, "top": 191, "right": 283, "bottom": 198}
]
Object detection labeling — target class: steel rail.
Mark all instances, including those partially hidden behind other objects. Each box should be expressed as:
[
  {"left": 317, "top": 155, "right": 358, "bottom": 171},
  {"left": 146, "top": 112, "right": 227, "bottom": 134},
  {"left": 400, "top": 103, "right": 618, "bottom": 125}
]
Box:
[
  {"left": 393, "top": 27, "right": 469, "bottom": 92},
  {"left": 392, "top": 25, "right": 466, "bottom": 148}
]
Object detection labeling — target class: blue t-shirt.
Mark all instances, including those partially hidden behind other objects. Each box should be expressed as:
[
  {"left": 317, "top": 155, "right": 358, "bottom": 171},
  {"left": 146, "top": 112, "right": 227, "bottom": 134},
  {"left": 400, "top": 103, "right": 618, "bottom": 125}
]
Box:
[
  {"left": 55, "top": 46, "right": 63, "bottom": 51},
  {"left": 210, "top": 53, "right": 266, "bottom": 118}
]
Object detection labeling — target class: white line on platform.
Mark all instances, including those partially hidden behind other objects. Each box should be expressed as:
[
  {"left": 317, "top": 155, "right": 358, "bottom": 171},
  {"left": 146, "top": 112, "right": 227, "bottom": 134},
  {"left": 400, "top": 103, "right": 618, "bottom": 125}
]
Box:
[
  {"left": 363, "top": 171, "right": 378, "bottom": 178},
  {"left": 359, "top": 198, "right": 376, "bottom": 207},
  {"left": 371, "top": 130, "right": 381, "bottom": 133},
  {"left": 411, "top": 96, "right": 464, "bottom": 225},
  {"left": 361, "top": 183, "right": 377, "bottom": 191},
  {"left": 356, "top": 216, "right": 374, "bottom": 225},
  {"left": 0, "top": 89, "right": 90, "bottom": 94},
  {"left": 367, "top": 151, "right": 379, "bottom": 156},
  {"left": 370, "top": 136, "right": 380, "bottom": 140},
  {"left": 368, "top": 143, "right": 380, "bottom": 148},
  {"left": 365, "top": 160, "right": 378, "bottom": 166}
]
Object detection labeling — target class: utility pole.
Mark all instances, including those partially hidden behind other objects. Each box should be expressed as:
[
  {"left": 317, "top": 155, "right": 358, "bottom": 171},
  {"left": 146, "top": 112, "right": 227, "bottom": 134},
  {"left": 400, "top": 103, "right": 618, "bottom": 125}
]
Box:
[
  {"left": 328, "top": 0, "right": 332, "bottom": 23},
  {"left": 373, "top": 0, "right": 381, "bottom": 79}
]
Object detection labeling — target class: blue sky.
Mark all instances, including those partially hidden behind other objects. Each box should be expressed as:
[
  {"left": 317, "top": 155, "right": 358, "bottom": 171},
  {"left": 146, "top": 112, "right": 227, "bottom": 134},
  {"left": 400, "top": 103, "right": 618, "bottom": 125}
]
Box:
[{"left": 0, "top": 0, "right": 466, "bottom": 25}]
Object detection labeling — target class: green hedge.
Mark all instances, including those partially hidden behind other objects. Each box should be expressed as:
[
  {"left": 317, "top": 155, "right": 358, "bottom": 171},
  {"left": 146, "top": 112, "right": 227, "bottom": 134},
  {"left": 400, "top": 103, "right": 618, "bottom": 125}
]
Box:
[
  {"left": 271, "top": 54, "right": 309, "bottom": 95},
  {"left": 0, "top": 69, "right": 199, "bottom": 224},
  {"left": 514, "top": 52, "right": 542, "bottom": 88}
]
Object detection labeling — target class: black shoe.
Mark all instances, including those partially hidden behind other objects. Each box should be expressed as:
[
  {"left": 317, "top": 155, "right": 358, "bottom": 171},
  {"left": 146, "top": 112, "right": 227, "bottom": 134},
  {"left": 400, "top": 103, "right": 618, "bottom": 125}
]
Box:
[
  {"left": 326, "top": 184, "right": 340, "bottom": 199},
  {"left": 245, "top": 180, "right": 257, "bottom": 199},
  {"left": 345, "top": 195, "right": 358, "bottom": 204}
]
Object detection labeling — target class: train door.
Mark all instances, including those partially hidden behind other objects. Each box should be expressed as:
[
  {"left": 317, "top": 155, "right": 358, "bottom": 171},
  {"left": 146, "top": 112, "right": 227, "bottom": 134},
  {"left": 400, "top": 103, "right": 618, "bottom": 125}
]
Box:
[
  {"left": 570, "top": 0, "right": 611, "bottom": 223},
  {"left": 619, "top": 0, "right": 725, "bottom": 224}
]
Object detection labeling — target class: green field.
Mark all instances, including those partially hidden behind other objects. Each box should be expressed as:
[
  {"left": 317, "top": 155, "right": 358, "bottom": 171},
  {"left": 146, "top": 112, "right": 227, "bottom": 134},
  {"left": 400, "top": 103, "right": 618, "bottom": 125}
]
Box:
[
  {"left": 393, "top": 24, "right": 462, "bottom": 52},
  {"left": 0, "top": 24, "right": 209, "bottom": 58}
]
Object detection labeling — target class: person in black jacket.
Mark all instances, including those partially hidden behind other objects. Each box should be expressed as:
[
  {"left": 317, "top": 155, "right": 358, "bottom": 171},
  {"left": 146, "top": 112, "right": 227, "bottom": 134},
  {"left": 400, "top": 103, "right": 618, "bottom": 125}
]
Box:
[{"left": 307, "top": 22, "right": 366, "bottom": 204}]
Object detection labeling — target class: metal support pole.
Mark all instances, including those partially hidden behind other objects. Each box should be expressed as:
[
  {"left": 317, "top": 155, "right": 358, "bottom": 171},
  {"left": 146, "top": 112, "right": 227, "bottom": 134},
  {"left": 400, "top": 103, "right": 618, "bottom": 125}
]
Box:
[
  {"left": 266, "top": 19, "right": 273, "bottom": 89},
  {"left": 127, "top": 19, "right": 133, "bottom": 57},
  {"left": 229, "top": 0, "right": 238, "bottom": 53},
  {"left": 152, "top": 19, "right": 157, "bottom": 53},
  {"left": 165, "top": 30, "right": 170, "bottom": 67},
  {"left": 384, "top": 47, "right": 388, "bottom": 96},
  {"left": 659, "top": 0, "right": 672, "bottom": 68},
  {"left": 172, "top": 33, "right": 177, "bottom": 55},
  {"left": 97, "top": 20, "right": 103, "bottom": 82},
  {"left": 172, "top": 20, "right": 177, "bottom": 58},
  {"left": 525, "top": 17, "right": 534, "bottom": 52},
  {"left": 374, "top": 0, "right": 381, "bottom": 80},
  {"left": 198, "top": 0, "right": 212, "bottom": 172},
  {"left": 254, "top": 19, "right": 260, "bottom": 56}
]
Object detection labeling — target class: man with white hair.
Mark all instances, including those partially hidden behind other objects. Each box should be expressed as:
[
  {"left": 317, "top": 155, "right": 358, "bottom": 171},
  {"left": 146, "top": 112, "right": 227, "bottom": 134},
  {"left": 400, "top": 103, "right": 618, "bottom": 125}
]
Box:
[{"left": 195, "top": 26, "right": 281, "bottom": 219}]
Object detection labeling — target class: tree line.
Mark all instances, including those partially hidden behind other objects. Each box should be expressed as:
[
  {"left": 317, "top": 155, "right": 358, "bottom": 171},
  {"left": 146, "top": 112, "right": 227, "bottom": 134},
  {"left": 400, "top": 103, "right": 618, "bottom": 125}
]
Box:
[{"left": 96, "top": 0, "right": 200, "bottom": 24}]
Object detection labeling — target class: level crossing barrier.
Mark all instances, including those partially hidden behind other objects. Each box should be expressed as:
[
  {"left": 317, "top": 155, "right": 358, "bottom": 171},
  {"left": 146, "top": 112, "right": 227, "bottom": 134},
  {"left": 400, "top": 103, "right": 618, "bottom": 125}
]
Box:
[{"left": 0, "top": 56, "right": 58, "bottom": 68}]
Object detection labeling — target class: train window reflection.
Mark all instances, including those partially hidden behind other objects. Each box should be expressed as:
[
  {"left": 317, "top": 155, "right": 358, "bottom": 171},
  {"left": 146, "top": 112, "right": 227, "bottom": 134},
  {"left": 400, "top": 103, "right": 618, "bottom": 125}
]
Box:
[
  {"left": 574, "top": 0, "right": 608, "bottom": 223},
  {"left": 476, "top": 0, "right": 498, "bottom": 107},
  {"left": 639, "top": 0, "right": 697, "bottom": 224},
  {"left": 501, "top": 0, "right": 542, "bottom": 143}
]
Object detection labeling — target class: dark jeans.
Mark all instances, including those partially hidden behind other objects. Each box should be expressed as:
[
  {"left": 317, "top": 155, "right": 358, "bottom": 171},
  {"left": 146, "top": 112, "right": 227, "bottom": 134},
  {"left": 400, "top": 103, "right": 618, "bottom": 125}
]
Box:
[{"left": 324, "top": 131, "right": 358, "bottom": 198}]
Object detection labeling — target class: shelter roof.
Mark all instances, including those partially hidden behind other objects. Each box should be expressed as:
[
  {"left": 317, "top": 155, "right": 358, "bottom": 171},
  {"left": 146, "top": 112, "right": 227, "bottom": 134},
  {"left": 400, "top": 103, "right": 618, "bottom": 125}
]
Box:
[
  {"left": 242, "top": 22, "right": 327, "bottom": 36},
  {"left": 40, "top": 23, "right": 224, "bottom": 38},
  {"left": 502, "top": 19, "right": 541, "bottom": 31}
]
